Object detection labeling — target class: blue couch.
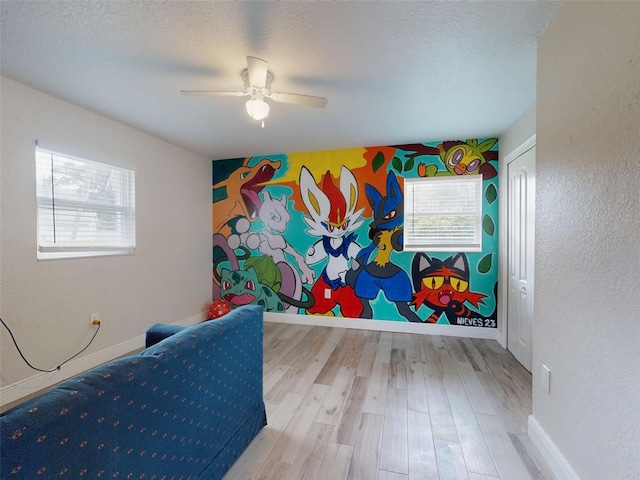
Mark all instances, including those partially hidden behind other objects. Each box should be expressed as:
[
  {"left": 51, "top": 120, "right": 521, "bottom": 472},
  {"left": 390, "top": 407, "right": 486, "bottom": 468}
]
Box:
[{"left": 1, "top": 305, "right": 267, "bottom": 479}]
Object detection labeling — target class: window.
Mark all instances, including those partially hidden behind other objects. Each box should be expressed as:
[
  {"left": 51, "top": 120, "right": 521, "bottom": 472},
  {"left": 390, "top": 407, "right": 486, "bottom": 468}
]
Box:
[
  {"left": 404, "top": 175, "right": 482, "bottom": 252},
  {"left": 36, "top": 147, "right": 136, "bottom": 259}
]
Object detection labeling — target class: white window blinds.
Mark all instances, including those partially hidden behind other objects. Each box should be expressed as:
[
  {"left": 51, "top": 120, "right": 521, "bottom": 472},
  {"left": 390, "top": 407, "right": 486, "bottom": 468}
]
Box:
[
  {"left": 36, "top": 147, "right": 136, "bottom": 259},
  {"left": 404, "top": 175, "right": 482, "bottom": 252}
]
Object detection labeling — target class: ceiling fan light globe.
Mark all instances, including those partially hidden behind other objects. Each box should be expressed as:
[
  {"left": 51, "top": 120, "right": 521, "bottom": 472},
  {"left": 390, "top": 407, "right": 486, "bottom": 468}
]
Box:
[{"left": 245, "top": 98, "right": 270, "bottom": 121}]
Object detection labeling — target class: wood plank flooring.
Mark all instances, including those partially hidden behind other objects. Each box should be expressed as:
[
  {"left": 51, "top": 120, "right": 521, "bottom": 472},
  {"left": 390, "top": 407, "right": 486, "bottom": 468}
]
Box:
[{"left": 225, "top": 322, "right": 554, "bottom": 480}]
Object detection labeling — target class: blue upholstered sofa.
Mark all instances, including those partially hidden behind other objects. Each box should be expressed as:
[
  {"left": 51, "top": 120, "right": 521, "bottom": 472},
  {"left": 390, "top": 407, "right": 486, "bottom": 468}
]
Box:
[{"left": 1, "top": 305, "right": 266, "bottom": 479}]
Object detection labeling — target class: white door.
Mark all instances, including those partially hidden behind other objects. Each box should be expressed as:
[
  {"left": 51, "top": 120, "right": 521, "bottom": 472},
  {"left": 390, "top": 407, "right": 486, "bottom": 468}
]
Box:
[{"left": 507, "top": 146, "right": 536, "bottom": 371}]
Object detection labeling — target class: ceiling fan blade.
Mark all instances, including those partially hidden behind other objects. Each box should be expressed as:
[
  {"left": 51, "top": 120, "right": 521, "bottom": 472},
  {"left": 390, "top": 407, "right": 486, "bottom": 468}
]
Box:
[
  {"left": 246, "top": 56, "right": 268, "bottom": 88},
  {"left": 180, "top": 90, "right": 246, "bottom": 97},
  {"left": 270, "top": 92, "right": 328, "bottom": 108}
]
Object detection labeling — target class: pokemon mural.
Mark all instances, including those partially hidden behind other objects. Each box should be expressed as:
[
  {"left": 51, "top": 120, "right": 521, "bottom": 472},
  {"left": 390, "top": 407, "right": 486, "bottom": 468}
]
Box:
[{"left": 212, "top": 139, "right": 499, "bottom": 327}]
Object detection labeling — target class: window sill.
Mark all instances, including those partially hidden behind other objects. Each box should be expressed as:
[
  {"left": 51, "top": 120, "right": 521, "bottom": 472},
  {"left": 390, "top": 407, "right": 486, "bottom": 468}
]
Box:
[{"left": 37, "top": 248, "right": 135, "bottom": 261}]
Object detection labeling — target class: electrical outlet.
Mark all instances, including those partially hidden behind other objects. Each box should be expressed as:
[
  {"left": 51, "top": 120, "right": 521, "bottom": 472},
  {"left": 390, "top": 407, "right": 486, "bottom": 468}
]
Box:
[
  {"left": 90, "top": 313, "right": 101, "bottom": 327},
  {"left": 542, "top": 364, "right": 550, "bottom": 393}
]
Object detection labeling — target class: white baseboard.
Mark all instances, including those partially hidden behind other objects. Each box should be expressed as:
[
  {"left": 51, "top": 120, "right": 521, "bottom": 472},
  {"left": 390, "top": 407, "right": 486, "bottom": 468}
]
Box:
[
  {"left": 171, "top": 310, "right": 209, "bottom": 327},
  {"left": 528, "top": 415, "right": 580, "bottom": 480},
  {"left": 264, "top": 312, "right": 498, "bottom": 340},
  {"left": 0, "top": 310, "right": 207, "bottom": 408}
]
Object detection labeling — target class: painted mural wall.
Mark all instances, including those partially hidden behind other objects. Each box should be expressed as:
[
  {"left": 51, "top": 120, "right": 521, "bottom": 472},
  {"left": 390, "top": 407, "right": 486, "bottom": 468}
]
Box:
[{"left": 212, "top": 139, "right": 499, "bottom": 327}]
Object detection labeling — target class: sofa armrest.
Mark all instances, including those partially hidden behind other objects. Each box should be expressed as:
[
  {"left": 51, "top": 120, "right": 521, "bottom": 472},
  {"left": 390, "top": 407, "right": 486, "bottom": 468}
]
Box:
[{"left": 145, "top": 323, "right": 187, "bottom": 347}]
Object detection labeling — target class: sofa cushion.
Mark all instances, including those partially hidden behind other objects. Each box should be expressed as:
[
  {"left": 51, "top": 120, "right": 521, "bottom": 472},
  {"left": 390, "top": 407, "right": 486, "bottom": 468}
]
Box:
[
  {"left": 1, "top": 305, "right": 266, "bottom": 479},
  {"left": 145, "top": 323, "right": 187, "bottom": 347}
]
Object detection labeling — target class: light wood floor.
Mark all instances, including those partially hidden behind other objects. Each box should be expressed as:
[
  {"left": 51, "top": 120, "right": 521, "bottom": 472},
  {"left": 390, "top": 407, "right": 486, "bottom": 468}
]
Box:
[{"left": 224, "top": 322, "right": 554, "bottom": 480}]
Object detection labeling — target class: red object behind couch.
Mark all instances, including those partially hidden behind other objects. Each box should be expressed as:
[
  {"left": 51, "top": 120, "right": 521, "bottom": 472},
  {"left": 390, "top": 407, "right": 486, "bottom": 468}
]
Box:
[{"left": 208, "top": 299, "right": 232, "bottom": 319}]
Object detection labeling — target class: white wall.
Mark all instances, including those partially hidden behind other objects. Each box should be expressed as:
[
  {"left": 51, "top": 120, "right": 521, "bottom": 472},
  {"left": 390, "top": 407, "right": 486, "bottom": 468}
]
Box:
[
  {"left": 0, "top": 77, "right": 212, "bottom": 391},
  {"left": 534, "top": 3, "right": 640, "bottom": 479},
  {"left": 499, "top": 102, "right": 535, "bottom": 158}
]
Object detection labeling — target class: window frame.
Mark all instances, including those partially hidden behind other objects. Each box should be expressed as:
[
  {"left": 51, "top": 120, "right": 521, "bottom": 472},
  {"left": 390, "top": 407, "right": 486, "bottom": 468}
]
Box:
[
  {"left": 35, "top": 147, "right": 136, "bottom": 260},
  {"left": 403, "top": 175, "right": 483, "bottom": 253}
]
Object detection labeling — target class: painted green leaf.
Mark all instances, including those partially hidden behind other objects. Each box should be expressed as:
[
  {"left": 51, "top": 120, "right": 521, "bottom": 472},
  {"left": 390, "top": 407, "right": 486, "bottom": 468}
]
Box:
[
  {"left": 485, "top": 184, "right": 497, "bottom": 204},
  {"left": 404, "top": 157, "right": 415, "bottom": 172},
  {"left": 392, "top": 156, "right": 403, "bottom": 173},
  {"left": 483, "top": 214, "right": 495, "bottom": 236},
  {"left": 477, "top": 138, "right": 498, "bottom": 152},
  {"left": 478, "top": 254, "right": 493, "bottom": 274},
  {"left": 372, "top": 151, "right": 385, "bottom": 173}
]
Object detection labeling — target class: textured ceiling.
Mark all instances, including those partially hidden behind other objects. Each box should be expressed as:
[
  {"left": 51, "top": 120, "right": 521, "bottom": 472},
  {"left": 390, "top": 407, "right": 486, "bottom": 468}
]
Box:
[{"left": 0, "top": 1, "right": 561, "bottom": 160}]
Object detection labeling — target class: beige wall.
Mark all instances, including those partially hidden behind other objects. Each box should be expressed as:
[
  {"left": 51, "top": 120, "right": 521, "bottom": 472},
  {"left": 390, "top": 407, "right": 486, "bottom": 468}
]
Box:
[
  {"left": 0, "top": 77, "right": 212, "bottom": 388},
  {"left": 535, "top": 2, "right": 640, "bottom": 479}
]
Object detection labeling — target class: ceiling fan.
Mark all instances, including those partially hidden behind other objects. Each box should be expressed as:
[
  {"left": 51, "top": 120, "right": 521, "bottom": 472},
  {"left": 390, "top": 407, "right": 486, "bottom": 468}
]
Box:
[{"left": 181, "top": 56, "right": 328, "bottom": 126}]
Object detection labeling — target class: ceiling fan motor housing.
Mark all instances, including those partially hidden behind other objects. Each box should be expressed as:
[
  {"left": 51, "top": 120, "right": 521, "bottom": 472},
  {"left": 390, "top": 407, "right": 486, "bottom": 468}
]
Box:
[{"left": 242, "top": 69, "right": 273, "bottom": 98}]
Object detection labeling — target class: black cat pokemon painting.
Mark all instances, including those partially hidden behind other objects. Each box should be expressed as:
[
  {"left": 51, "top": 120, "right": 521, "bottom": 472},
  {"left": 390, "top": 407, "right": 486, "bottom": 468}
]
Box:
[{"left": 411, "top": 252, "right": 495, "bottom": 326}]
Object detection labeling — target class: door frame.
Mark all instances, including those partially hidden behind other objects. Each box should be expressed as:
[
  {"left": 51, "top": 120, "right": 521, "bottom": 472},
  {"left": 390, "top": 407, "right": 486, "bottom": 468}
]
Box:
[{"left": 497, "top": 134, "right": 536, "bottom": 349}]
